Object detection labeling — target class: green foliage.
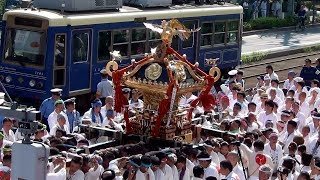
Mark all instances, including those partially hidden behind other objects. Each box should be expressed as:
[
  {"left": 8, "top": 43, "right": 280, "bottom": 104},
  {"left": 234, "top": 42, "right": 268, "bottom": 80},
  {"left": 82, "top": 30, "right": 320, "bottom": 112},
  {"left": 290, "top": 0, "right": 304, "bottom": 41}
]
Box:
[
  {"left": 244, "top": 16, "right": 297, "bottom": 31},
  {"left": 303, "top": 44, "right": 320, "bottom": 53},
  {"left": 241, "top": 52, "right": 267, "bottom": 64}
]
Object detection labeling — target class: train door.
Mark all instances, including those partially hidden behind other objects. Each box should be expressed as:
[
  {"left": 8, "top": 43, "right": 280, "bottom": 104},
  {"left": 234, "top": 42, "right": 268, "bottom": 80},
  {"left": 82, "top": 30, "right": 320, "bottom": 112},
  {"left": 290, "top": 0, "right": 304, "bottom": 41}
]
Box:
[
  {"left": 179, "top": 20, "right": 199, "bottom": 64},
  {"left": 69, "top": 30, "right": 92, "bottom": 93}
]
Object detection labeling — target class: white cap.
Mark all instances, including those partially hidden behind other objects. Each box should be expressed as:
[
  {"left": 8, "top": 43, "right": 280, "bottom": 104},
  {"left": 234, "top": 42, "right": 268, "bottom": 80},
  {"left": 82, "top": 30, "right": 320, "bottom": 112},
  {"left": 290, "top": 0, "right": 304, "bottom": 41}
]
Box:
[
  {"left": 264, "top": 74, "right": 271, "bottom": 81},
  {"left": 294, "top": 77, "right": 303, "bottom": 82},
  {"left": 50, "top": 88, "right": 62, "bottom": 93},
  {"left": 228, "top": 69, "right": 238, "bottom": 76}
]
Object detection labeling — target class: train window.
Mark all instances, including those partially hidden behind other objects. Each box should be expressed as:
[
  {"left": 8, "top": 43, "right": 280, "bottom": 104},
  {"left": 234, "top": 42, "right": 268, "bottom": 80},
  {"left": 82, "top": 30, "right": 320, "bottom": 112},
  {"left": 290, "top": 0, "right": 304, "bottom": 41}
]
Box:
[
  {"left": 98, "top": 31, "right": 111, "bottom": 61},
  {"left": 53, "top": 69, "right": 65, "bottom": 86},
  {"left": 54, "top": 34, "right": 66, "bottom": 67},
  {"left": 201, "top": 23, "right": 213, "bottom": 34},
  {"left": 149, "top": 31, "right": 161, "bottom": 40},
  {"left": 3, "top": 29, "right": 46, "bottom": 68},
  {"left": 182, "top": 21, "right": 195, "bottom": 49},
  {"left": 113, "top": 30, "right": 129, "bottom": 43},
  {"left": 148, "top": 30, "right": 161, "bottom": 49},
  {"left": 200, "top": 22, "right": 213, "bottom": 47},
  {"left": 131, "top": 28, "right": 146, "bottom": 55},
  {"left": 113, "top": 30, "right": 129, "bottom": 56},
  {"left": 214, "top": 22, "right": 226, "bottom": 44},
  {"left": 227, "top": 21, "right": 239, "bottom": 44},
  {"left": 72, "top": 32, "right": 89, "bottom": 63}
]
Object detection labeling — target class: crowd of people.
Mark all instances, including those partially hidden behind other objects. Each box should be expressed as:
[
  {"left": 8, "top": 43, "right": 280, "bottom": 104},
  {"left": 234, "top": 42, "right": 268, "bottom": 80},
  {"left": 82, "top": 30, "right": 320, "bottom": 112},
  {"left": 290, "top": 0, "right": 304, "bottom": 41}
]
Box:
[{"left": 0, "top": 58, "right": 319, "bottom": 180}]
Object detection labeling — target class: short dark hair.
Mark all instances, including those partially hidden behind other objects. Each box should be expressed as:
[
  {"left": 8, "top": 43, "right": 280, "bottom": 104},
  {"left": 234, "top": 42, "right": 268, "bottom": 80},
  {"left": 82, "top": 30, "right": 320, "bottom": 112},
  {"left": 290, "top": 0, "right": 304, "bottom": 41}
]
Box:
[
  {"left": 266, "top": 65, "right": 273, "bottom": 71},
  {"left": 71, "top": 155, "right": 83, "bottom": 166},
  {"left": 248, "top": 102, "right": 257, "bottom": 107},
  {"left": 265, "top": 100, "right": 275, "bottom": 108},
  {"left": 297, "top": 81, "right": 305, "bottom": 87},
  {"left": 2, "top": 118, "right": 12, "bottom": 124},
  {"left": 237, "top": 91, "right": 246, "bottom": 98},
  {"left": 193, "top": 165, "right": 204, "bottom": 178},
  {"left": 288, "top": 90, "right": 295, "bottom": 95},
  {"left": 298, "top": 171, "right": 311, "bottom": 180},
  {"left": 220, "top": 160, "right": 233, "bottom": 172},
  {"left": 253, "top": 140, "right": 265, "bottom": 151},
  {"left": 237, "top": 70, "right": 244, "bottom": 75},
  {"left": 287, "top": 120, "right": 298, "bottom": 128}
]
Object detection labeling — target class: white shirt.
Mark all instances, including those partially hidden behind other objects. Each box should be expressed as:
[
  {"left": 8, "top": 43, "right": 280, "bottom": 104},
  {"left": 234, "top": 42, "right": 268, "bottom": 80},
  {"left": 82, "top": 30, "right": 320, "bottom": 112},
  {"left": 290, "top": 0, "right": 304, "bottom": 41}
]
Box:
[
  {"left": 204, "top": 163, "right": 219, "bottom": 179},
  {"left": 2, "top": 129, "right": 15, "bottom": 142},
  {"left": 279, "top": 130, "right": 301, "bottom": 154},
  {"left": 257, "top": 111, "right": 278, "bottom": 128},
  {"left": 264, "top": 143, "right": 283, "bottom": 173},
  {"left": 295, "top": 112, "right": 306, "bottom": 131},
  {"left": 129, "top": 99, "right": 144, "bottom": 110},
  {"left": 154, "top": 168, "right": 165, "bottom": 180},
  {"left": 50, "top": 123, "right": 70, "bottom": 136},
  {"left": 85, "top": 165, "right": 104, "bottom": 180},
  {"left": 283, "top": 79, "right": 295, "bottom": 90},
  {"left": 47, "top": 110, "right": 69, "bottom": 130},
  {"left": 224, "top": 171, "right": 240, "bottom": 180},
  {"left": 307, "top": 137, "right": 320, "bottom": 157},
  {"left": 161, "top": 164, "right": 173, "bottom": 180},
  {"left": 270, "top": 72, "right": 279, "bottom": 80},
  {"left": 67, "top": 169, "right": 85, "bottom": 180},
  {"left": 232, "top": 164, "right": 246, "bottom": 180},
  {"left": 240, "top": 144, "right": 274, "bottom": 177},
  {"left": 300, "top": 101, "right": 310, "bottom": 117},
  {"left": 136, "top": 168, "right": 155, "bottom": 180},
  {"left": 308, "top": 121, "right": 320, "bottom": 137},
  {"left": 186, "top": 158, "right": 195, "bottom": 178},
  {"left": 170, "top": 165, "right": 179, "bottom": 180}
]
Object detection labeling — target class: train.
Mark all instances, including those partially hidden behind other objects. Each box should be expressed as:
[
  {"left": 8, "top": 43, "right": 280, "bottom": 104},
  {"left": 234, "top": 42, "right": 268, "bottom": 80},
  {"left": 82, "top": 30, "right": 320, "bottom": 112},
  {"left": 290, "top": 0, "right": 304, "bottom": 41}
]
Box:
[{"left": 0, "top": 2, "right": 243, "bottom": 105}]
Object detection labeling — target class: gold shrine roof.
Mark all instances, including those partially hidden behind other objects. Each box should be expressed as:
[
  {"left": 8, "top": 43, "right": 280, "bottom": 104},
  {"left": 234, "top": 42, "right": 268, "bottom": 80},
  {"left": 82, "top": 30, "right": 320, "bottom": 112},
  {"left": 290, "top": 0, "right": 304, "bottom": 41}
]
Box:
[{"left": 122, "top": 53, "right": 207, "bottom": 94}]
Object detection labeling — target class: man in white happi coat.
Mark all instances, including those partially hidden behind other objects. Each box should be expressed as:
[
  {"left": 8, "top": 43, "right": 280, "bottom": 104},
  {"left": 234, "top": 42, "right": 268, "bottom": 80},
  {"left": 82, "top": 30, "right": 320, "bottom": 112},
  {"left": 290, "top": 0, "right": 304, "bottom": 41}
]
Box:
[
  {"left": 307, "top": 127, "right": 320, "bottom": 157},
  {"left": 257, "top": 100, "right": 278, "bottom": 128},
  {"left": 1, "top": 118, "right": 15, "bottom": 142},
  {"left": 279, "top": 120, "right": 301, "bottom": 154},
  {"left": 264, "top": 132, "right": 283, "bottom": 174},
  {"left": 308, "top": 112, "right": 320, "bottom": 137},
  {"left": 47, "top": 99, "right": 69, "bottom": 131},
  {"left": 239, "top": 140, "right": 274, "bottom": 178},
  {"left": 50, "top": 113, "right": 70, "bottom": 136},
  {"left": 226, "top": 151, "right": 246, "bottom": 180},
  {"left": 197, "top": 151, "right": 219, "bottom": 179},
  {"left": 220, "top": 160, "right": 240, "bottom": 180}
]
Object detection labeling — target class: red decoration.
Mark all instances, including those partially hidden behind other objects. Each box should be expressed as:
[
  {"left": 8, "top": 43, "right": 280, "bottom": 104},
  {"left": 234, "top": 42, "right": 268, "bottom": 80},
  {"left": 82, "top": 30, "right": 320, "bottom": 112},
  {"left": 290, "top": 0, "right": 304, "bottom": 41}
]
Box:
[
  {"left": 187, "top": 76, "right": 217, "bottom": 120},
  {"left": 112, "top": 70, "right": 132, "bottom": 134},
  {"left": 255, "top": 154, "right": 267, "bottom": 166}
]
